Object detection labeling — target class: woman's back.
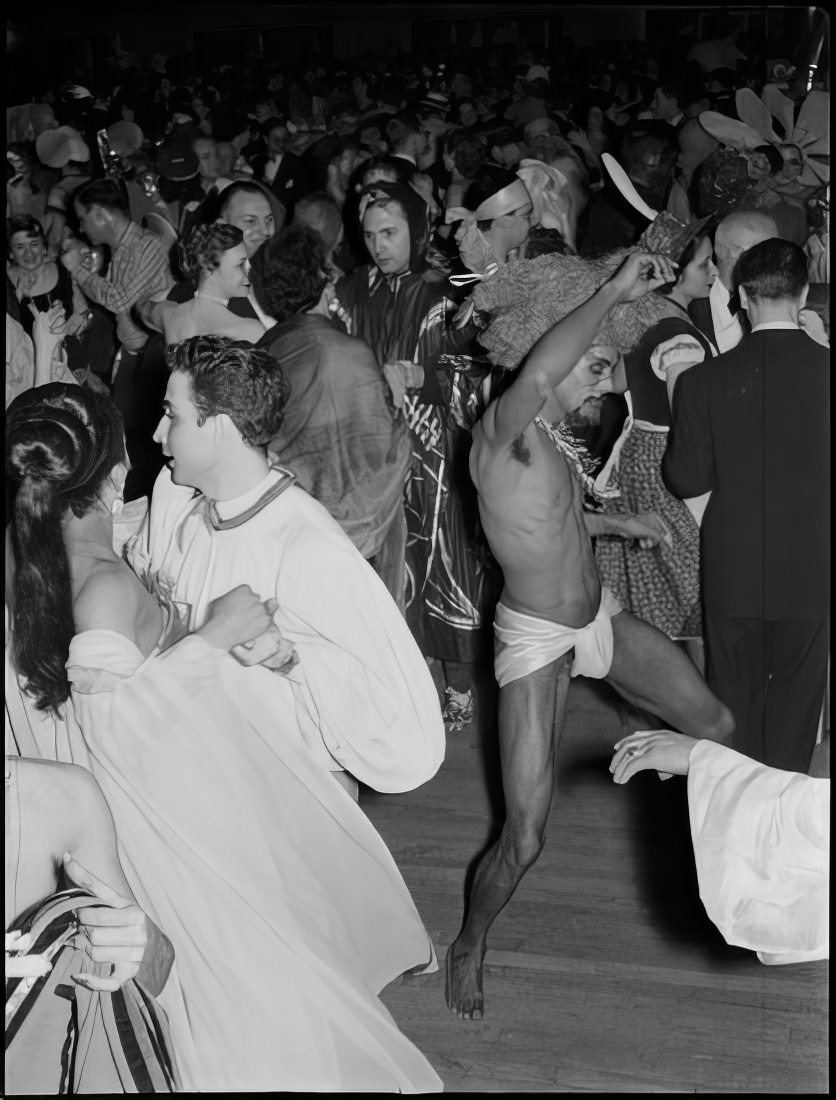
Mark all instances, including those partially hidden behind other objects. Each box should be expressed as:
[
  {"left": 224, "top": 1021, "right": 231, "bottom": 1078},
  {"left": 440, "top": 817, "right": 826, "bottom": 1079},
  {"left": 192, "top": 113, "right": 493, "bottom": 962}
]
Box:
[{"left": 161, "top": 297, "right": 265, "bottom": 345}]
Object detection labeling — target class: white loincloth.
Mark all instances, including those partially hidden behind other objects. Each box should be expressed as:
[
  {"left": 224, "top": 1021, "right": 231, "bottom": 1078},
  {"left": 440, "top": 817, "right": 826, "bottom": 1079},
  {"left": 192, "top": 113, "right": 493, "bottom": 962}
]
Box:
[{"left": 494, "top": 587, "right": 622, "bottom": 688}]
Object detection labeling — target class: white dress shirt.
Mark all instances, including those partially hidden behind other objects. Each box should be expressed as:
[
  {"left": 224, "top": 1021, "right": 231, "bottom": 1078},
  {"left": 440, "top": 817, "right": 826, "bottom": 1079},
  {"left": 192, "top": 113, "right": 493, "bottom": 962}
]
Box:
[{"left": 709, "top": 278, "right": 744, "bottom": 353}]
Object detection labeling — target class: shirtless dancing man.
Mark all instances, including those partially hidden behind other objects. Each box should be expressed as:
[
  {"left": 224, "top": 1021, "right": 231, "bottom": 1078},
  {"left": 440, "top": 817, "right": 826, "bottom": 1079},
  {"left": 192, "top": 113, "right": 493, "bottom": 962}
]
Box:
[{"left": 446, "top": 251, "right": 735, "bottom": 1019}]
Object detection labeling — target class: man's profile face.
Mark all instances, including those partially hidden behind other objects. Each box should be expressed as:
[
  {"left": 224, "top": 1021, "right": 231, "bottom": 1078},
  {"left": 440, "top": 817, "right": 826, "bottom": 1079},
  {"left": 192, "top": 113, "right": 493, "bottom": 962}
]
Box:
[
  {"left": 153, "top": 370, "right": 218, "bottom": 491},
  {"left": 74, "top": 201, "right": 106, "bottom": 245},
  {"left": 222, "top": 190, "right": 277, "bottom": 257}
]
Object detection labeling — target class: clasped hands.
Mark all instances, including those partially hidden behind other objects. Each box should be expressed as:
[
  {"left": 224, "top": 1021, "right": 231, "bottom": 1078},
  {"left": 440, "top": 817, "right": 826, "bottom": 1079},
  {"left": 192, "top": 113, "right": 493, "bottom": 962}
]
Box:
[{"left": 200, "top": 584, "right": 299, "bottom": 674}]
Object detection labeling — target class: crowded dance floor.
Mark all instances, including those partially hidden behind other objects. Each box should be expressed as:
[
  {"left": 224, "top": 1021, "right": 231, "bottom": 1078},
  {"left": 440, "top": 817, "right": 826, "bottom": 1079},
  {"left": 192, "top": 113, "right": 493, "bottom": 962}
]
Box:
[{"left": 5, "top": 3, "right": 829, "bottom": 1092}]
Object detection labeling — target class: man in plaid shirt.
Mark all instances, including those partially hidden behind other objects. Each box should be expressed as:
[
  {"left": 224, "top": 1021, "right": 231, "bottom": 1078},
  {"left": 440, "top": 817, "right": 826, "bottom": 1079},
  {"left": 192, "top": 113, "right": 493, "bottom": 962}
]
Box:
[{"left": 62, "top": 177, "right": 174, "bottom": 495}]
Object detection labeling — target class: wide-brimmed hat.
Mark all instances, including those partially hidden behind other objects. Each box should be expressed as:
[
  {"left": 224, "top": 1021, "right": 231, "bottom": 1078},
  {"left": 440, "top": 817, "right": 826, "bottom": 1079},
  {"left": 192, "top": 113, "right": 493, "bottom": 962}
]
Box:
[
  {"left": 107, "top": 120, "right": 144, "bottom": 157},
  {"left": 156, "top": 144, "right": 199, "bottom": 181},
  {"left": 35, "top": 126, "right": 90, "bottom": 167}
]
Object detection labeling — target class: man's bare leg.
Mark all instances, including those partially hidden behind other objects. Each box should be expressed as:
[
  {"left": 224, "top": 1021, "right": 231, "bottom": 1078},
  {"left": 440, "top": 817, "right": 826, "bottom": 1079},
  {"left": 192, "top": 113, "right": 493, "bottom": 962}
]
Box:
[
  {"left": 446, "top": 656, "right": 571, "bottom": 1020},
  {"left": 606, "top": 611, "right": 733, "bottom": 740}
]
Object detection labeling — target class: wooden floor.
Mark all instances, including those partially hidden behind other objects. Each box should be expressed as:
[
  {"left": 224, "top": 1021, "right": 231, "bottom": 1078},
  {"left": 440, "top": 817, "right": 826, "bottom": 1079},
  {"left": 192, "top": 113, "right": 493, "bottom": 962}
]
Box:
[{"left": 361, "top": 676, "right": 829, "bottom": 1093}]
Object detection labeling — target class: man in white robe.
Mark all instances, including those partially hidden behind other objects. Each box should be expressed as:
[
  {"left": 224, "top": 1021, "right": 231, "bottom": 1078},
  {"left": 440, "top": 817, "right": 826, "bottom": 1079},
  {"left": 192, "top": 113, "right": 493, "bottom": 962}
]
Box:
[
  {"left": 127, "top": 334, "right": 445, "bottom": 796},
  {"left": 610, "top": 730, "right": 828, "bottom": 965}
]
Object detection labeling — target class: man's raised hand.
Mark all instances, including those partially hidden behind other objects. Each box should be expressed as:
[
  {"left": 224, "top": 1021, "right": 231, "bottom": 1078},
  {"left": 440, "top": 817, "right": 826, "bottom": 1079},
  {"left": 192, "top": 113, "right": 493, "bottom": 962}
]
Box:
[{"left": 610, "top": 251, "right": 677, "bottom": 302}]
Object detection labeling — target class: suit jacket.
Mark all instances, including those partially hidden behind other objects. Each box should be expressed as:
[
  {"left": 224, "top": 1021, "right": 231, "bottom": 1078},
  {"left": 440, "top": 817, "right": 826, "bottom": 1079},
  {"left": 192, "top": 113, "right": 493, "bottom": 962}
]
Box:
[
  {"left": 663, "top": 329, "right": 830, "bottom": 620},
  {"left": 256, "top": 151, "right": 307, "bottom": 215}
]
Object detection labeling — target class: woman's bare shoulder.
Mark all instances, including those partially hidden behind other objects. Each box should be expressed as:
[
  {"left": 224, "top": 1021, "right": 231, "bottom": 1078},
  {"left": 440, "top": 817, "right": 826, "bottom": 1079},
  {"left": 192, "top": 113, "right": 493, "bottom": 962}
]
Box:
[{"left": 73, "top": 561, "right": 145, "bottom": 639}]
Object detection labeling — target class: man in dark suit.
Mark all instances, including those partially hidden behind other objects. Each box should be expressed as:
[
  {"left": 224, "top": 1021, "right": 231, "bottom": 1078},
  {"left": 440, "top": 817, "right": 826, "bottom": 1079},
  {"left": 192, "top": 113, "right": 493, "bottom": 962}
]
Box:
[
  {"left": 663, "top": 239, "right": 829, "bottom": 773},
  {"left": 688, "top": 210, "right": 777, "bottom": 352},
  {"left": 255, "top": 119, "right": 308, "bottom": 218}
]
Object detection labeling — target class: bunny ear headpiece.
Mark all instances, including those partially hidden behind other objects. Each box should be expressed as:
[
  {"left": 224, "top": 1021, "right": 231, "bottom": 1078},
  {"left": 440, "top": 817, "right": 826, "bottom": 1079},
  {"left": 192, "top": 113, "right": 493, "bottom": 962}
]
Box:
[{"left": 601, "top": 153, "right": 710, "bottom": 258}]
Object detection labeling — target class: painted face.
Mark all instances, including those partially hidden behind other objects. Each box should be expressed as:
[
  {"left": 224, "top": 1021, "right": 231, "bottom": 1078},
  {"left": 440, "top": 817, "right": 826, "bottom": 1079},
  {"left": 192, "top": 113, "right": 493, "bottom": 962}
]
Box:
[
  {"left": 362, "top": 203, "right": 411, "bottom": 275},
  {"left": 153, "top": 370, "right": 219, "bottom": 490},
  {"left": 207, "top": 242, "right": 251, "bottom": 299},
  {"left": 194, "top": 139, "right": 219, "bottom": 181},
  {"left": 677, "top": 237, "right": 717, "bottom": 301},
  {"left": 9, "top": 230, "right": 46, "bottom": 270},
  {"left": 555, "top": 344, "right": 620, "bottom": 415},
  {"left": 222, "top": 191, "right": 277, "bottom": 257}
]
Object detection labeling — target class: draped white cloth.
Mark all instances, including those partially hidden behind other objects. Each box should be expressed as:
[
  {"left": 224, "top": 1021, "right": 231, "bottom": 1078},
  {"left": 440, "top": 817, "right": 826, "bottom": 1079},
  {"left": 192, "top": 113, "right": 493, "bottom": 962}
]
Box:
[
  {"left": 64, "top": 625, "right": 442, "bottom": 1092},
  {"left": 687, "top": 740, "right": 829, "bottom": 966},
  {"left": 127, "top": 467, "right": 445, "bottom": 793}
]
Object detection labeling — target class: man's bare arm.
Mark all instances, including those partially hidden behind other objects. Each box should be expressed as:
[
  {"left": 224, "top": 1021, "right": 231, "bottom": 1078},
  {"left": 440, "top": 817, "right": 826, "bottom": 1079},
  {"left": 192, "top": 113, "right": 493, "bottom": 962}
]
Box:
[
  {"left": 585, "top": 511, "right": 673, "bottom": 549},
  {"left": 492, "top": 252, "right": 676, "bottom": 447}
]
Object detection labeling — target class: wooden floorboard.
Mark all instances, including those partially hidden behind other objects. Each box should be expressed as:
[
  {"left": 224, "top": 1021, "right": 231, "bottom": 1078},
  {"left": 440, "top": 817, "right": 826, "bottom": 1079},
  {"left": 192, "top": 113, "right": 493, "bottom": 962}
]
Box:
[{"left": 361, "top": 677, "right": 829, "bottom": 1093}]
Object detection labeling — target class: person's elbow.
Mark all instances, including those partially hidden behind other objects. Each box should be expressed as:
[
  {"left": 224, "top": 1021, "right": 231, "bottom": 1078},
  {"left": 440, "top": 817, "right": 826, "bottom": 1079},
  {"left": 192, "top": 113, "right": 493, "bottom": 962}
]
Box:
[{"left": 661, "top": 451, "right": 710, "bottom": 499}]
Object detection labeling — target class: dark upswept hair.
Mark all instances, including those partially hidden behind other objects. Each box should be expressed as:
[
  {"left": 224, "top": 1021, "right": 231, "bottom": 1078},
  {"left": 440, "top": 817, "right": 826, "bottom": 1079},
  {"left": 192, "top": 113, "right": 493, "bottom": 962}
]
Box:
[
  {"left": 733, "top": 238, "right": 809, "bottom": 303},
  {"left": 178, "top": 222, "right": 245, "bottom": 281},
  {"left": 6, "top": 384, "right": 126, "bottom": 713},
  {"left": 165, "top": 335, "right": 290, "bottom": 446},
  {"left": 248, "top": 225, "right": 328, "bottom": 325},
  {"left": 658, "top": 232, "right": 712, "bottom": 295}
]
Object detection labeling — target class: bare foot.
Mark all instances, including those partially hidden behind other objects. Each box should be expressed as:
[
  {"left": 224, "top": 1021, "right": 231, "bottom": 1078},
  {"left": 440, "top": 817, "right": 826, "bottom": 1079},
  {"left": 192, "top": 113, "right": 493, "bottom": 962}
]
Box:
[{"left": 445, "top": 939, "right": 486, "bottom": 1020}]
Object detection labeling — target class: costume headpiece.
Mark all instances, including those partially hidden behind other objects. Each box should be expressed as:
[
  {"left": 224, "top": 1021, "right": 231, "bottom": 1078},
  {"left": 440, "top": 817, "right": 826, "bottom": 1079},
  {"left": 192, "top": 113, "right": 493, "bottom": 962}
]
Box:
[
  {"left": 699, "top": 87, "right": 829, "bottom": 190},
  {"left": 601, "top": 153, "right": 711, "bottom": 259}
]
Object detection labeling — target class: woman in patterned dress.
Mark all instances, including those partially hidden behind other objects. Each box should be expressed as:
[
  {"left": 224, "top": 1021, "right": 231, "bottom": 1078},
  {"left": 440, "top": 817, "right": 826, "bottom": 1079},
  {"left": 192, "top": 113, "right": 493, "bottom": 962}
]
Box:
[{"left": 594, "top": 232, "right": 718, "bottom": 670}]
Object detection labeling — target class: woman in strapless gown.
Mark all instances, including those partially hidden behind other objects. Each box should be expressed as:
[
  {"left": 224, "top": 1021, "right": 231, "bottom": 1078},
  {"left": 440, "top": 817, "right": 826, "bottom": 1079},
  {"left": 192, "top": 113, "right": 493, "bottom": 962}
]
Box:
[{"left": 5, "top": 382, "right": 442, "bottom": 1093}]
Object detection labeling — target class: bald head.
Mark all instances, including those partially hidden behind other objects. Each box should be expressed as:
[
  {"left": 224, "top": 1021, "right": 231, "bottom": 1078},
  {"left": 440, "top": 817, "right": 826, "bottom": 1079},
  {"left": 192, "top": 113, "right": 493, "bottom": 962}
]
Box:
[{"left": 714, "top": 211, "right": 778, "bottom": 289}]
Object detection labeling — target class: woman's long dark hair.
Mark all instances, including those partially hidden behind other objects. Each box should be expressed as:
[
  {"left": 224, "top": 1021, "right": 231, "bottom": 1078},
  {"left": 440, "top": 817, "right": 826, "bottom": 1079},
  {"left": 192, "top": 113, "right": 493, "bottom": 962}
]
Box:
[{"left": 6, "top": 384, "right": 126, "bottom": 713}]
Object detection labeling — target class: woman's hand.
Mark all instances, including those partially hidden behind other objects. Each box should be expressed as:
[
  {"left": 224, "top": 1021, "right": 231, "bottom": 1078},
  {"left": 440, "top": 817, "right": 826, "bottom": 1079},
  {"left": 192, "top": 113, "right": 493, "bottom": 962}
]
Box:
[
  {"left": 609, "top": 730, "right": 698, "bottom": 784},
  {"left": 799, "top": 308, "right": 829, "bottom": 348},
  {"left": 64, "top": 853, "right": 148, "bottom": 993},
  {"left": 197, "top": 585, "right": 278, "bottom": 652},
  {"left": 31, "top": 301, "right": 68, "bottom": 360}
]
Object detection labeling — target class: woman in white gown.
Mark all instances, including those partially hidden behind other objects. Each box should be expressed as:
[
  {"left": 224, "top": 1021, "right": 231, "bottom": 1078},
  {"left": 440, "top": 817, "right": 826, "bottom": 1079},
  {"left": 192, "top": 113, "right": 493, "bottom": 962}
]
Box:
[{"left": 5, "top": 382, "right": 442, "bottom": 1093}]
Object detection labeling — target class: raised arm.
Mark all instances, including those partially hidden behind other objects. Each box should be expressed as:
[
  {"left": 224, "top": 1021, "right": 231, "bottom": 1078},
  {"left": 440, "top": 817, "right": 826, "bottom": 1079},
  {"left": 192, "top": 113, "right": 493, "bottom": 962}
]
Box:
[{"left": 492, "top": 251, "right": 676, "bottom": 445}]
